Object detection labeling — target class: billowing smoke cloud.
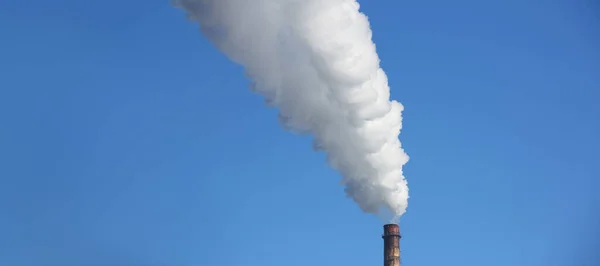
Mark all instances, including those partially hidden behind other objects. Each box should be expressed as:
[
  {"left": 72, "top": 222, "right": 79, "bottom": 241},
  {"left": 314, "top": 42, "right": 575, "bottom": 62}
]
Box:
[{"left": 172, "top": 0, "right": 410, "bottom": 220}]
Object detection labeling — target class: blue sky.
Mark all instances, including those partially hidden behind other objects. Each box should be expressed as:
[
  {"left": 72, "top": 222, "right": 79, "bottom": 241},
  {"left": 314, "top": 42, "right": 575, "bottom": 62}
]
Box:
[{"left": 0, "top": 1, "right": 598, "bottom": 266}]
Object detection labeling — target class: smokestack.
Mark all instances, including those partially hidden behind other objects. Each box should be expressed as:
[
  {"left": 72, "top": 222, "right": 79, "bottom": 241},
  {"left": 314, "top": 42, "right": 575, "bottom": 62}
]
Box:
[{"left": 383, "top": 224, "right": 401, "bottom": 266}]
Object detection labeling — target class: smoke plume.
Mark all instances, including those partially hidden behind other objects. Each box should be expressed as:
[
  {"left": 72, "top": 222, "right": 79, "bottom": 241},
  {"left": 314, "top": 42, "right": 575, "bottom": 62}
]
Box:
[{"left": 172, "top": 0, "right": 410, "bottom": 220}]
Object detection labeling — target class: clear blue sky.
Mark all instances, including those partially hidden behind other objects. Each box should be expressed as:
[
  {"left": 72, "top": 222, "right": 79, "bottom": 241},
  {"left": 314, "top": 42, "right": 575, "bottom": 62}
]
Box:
[{"left": 1, "top": 1, "right": 598, "bottom": 265}]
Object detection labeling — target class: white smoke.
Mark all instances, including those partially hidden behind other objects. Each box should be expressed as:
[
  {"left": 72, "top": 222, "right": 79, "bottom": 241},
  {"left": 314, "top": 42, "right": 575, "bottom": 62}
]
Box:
[{"left": 172, "top": 0, "right": 410, "bottom": 220}]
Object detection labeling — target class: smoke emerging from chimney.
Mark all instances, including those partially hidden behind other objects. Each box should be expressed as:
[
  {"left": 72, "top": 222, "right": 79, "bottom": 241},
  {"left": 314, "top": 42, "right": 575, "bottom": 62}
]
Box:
[{"left": 172, "top": 0, "right": 410, "bottom": 220}]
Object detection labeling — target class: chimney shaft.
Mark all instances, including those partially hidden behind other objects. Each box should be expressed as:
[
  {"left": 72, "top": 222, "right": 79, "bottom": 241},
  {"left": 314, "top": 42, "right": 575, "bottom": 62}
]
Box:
[{"left": 382, "top": 224, "right": 401, "bottom": 266}]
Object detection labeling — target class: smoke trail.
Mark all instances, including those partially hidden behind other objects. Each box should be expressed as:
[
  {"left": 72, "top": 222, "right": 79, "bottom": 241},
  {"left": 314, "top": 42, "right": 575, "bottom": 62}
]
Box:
[{"left": 172, "top": 0, "right": 410, "bottom": 219}]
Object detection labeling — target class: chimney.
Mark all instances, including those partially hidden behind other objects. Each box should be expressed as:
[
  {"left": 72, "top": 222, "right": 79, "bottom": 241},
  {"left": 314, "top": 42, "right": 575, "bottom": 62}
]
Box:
[{"left": 382, "top": 224, "right": 401, "bottom": 266}]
